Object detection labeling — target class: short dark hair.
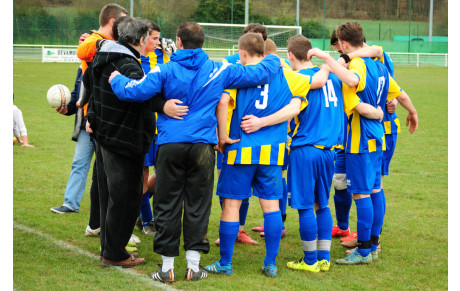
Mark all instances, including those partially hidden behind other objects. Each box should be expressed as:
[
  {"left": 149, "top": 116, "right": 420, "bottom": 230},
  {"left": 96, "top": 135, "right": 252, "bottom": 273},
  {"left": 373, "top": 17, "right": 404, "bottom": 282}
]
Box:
[
  {"left": 336, "top": 22, "right": 364, "bottom": 47},
  {"left": 330, "top": 30, "right": 338, "bottom": 46},
  {"left": 142, "top": 19, "right": 161, "bottom": 33},
  {"left": 99, "top": 3, "right": 127, "bottom": 27},
  {"left": 243, "top": 23, "right": 267, "bottom": 41},
  {"left": 177, "top": 22, "right": 205, "bottom": 49},
  {"left": 118, "top": 17, "right": 149, "bottom": 46},
  {"left": 112, "top": 16, "right": 127, "bottom": 41},
  {"left": 264, "top": 38, "right": 277, "bottom": 55},
  {"left": 239, "top": 33, "right": 264, "bottom": 57},
  {"left": 287, "top": 34, "right": 312, "bottom": 61}
]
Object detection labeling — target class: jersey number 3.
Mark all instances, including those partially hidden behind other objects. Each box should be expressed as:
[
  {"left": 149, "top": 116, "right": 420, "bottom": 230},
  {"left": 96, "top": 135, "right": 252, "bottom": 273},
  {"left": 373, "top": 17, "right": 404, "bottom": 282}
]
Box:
[
  {"left": 322, "top": 80, "right": 338, "bottom": 107},
  {"left": 255, "top": 84, "right": 269, "bottom": 109}
]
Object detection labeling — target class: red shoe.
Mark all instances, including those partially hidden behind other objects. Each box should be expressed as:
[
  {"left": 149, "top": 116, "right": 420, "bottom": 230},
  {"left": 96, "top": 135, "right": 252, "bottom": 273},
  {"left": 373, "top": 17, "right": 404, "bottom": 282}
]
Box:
[
  {"left": 331, "top": 225, "right": 350, "bottom": 237},
  {"left": 259, "top": 229, "right": 286, "bottom": 238},
  {"left": 252, "top": 224, "right": 264, "bottom": 232},
  {"left": 215, "top": 238, "right": 220, "bottom": 245},
  {"left": 236, "top": 230, "right": 258, "bottom": 245},
  {"left": 340, "top": 231, "right": 357, "bottom": 242}
]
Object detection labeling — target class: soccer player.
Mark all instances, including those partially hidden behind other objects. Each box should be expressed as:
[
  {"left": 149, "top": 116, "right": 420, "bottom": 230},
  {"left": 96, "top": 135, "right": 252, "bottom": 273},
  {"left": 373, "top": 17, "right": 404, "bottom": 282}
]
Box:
[
  {"left": 238, "top": 34, "right": 344, "bottom": 273},
  {"left": 308, "top": 22, "right": 416, "bottom": 265},
  {"left": 215, "top": 23, "right": 270, "bottom": 246},
  {"left": 204, "top": 33, "right": 329, "bottom": 277},
  {"left": 109, "top": 22, "right": 282, "bottom": 282}
]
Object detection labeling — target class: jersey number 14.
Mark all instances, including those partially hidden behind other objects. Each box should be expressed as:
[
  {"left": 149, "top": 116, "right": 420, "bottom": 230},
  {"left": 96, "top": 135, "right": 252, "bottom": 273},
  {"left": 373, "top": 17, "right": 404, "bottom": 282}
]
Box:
[{"left": 322, "top": 80, "right": 338, "bottom": 107}]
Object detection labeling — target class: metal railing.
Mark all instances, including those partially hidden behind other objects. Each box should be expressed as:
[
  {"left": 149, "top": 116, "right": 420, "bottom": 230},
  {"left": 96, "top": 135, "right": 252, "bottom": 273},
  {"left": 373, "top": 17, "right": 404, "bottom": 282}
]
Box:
[{"left": 13, "top": 44, "right": 448, "bottom": 67}]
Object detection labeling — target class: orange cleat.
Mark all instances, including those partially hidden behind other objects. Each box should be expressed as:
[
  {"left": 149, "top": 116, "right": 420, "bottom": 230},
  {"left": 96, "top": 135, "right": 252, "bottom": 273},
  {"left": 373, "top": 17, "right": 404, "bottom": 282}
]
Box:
[
  {"left": 332, "top": 225, "right": 351, "bottom": 237},
  {"left": 236, "top": 230, "right": 258, "bottom": 245},
  {"left": 340, "top": 231, "right": 357, "bottom": 242}
]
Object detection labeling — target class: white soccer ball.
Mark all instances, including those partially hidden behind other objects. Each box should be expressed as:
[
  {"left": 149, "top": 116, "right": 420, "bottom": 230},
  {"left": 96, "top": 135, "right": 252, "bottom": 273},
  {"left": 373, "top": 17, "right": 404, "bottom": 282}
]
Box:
[{"left": 47, "top": 84, "right": 71, "bottom": 108}]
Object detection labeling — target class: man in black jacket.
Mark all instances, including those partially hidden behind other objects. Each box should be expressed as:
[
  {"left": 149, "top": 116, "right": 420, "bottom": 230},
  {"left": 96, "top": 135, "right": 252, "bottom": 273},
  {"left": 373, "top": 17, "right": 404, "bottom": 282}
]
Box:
[{"left": 86, "top": 17, "right": 154, "bottom": 268}]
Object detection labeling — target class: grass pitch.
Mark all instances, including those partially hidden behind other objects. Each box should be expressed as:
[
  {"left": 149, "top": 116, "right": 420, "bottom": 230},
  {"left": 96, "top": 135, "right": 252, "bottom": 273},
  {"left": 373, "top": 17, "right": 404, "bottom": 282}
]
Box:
[{"left": 13, "top": 62, "right": 447, "bottom": 290}]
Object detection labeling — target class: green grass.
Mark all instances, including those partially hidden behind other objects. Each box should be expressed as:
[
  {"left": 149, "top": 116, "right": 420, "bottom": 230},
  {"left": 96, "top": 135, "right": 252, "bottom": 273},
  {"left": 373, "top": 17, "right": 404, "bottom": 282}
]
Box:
[{"left": 13, "top": 63, "right": 447, "bottom": 290}]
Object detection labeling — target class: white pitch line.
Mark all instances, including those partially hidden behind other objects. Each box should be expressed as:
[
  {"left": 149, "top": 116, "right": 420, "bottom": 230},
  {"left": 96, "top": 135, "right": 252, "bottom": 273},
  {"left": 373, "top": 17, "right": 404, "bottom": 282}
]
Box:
[{"left": 13, "top": 222, "right": 176, "bottom": 291}]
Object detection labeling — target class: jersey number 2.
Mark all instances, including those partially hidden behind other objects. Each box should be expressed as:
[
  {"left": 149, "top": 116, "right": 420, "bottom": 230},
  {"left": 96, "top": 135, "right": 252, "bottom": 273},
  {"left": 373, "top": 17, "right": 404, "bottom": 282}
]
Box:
[{"left": 255, "top": 84, "right": 269, "bottom": 109}]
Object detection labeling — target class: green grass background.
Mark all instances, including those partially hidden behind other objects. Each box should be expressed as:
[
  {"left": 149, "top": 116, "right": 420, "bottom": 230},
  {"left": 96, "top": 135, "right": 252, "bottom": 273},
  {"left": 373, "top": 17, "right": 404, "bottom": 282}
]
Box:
[{"left": 13, "top": 62, "right": 447, "bottom": 290}]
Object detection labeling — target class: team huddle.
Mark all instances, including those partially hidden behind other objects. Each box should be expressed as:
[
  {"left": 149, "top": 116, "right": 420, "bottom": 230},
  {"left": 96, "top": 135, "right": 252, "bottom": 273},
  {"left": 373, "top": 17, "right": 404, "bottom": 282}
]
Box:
[{"left": 70, "top": 2, "right": 418, "bottom": 284}]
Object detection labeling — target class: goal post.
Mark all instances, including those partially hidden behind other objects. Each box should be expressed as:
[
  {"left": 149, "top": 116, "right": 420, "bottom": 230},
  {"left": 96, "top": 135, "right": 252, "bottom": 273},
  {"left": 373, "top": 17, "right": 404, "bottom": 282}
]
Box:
[{"left": 198, "top": 23, "right": 302, "bottom": 51}]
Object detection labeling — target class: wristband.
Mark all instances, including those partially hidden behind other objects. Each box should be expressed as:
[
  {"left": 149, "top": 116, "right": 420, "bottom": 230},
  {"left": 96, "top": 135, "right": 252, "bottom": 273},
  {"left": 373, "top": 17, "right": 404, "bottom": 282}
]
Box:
[{"left": 340, "top": 54, "right": 351, "bottom": 63}]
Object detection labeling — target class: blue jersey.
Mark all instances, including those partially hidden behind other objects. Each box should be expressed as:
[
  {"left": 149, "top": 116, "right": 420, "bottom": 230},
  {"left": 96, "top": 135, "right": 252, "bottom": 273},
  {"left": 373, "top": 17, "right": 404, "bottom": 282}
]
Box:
[
  {"left": 290, "top": 66, "right": 344, "bottom": 150},
  {"left": 223, "top": 66, "right": 313, "bottom": 166},
  {"left": 344, "top": 57, "right": 390, "bottom": 154},
  {"left": 224, "top": 53, "right": 241, "bottom": 65},
  {"left": 140, "top": 48, "right": 170, "bottom": 74},
  {"left": 111, "top": 49, "right": 281, "bottom": 146}
]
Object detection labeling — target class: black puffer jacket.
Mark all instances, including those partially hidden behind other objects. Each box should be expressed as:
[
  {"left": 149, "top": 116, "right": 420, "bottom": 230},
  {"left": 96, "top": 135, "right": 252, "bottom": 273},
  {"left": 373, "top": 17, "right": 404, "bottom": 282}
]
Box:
[{"left": 86, "top": 39, "right": 159, "bottom": 157}]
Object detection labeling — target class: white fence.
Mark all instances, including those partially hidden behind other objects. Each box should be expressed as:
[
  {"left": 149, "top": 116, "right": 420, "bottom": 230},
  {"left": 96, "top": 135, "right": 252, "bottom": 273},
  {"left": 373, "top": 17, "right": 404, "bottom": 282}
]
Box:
[{"left": 13, "top": 44, "right": 448, "bottom": 67}]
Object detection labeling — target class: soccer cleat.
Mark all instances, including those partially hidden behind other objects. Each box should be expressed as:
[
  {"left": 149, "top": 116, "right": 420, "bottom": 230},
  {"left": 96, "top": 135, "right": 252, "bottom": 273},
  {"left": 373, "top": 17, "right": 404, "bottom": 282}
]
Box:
[
  {"left": 142, "top": 221, "right": 156, "bottom": 236},
  {"left": 204, "top": 260, "right": 233, "bottom": 275},
  {"left": 318, "top": 260, "right": 330, "bottom": 272},
  {"left": 125, "top": 245, "right": 137, "bottom": 252},
  {"left": 336, "top": 249, "right": 372, "bottom": 265},
  {"left": 371, "top": 251, "right": 378, "bottom": 261},
  {"left": 259, "top": 228, "right": 286, "bottom": 238},
  {"left": 252, "top": 224, "right": 264, "bottom": 232},
  {"left": 135, "top": 216, "right": 143, "bottom": 231},
  {"left": 151, "top": 265, "right": 176, "bottom": 283},
  {"left": 287, "top": 258, "right": 320, "bottom": 273},
  {"left": 215, "top": 238, "right": 220, "bottom": 245},
  {"left": 340, "top": 231, "right": 357, "bottom": 242},
  {"left": 184, "top": 267, "right": 209, "bottom": 281},
  {"left": 261, "top": 264, "right": 278, "bottom": 277},
  {"left": 129, "top": 234, "right": 141, "bottom": 245},
  {"left": 50, "top": 205, "right": 77, "bottom": 214},
  {"left": 236, "top": 230, "right": 258, "bottom": 245},
  {"left": 332, "top": 225, "right": 351, "bottom": 237},
  {"left": 85, "top": 225, "right": 100, "bottom": 237}
]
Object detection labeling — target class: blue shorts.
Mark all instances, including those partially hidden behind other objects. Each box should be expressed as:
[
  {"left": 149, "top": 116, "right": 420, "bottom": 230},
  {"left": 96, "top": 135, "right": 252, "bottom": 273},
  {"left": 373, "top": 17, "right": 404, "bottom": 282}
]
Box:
[
  {"left": 382, "top": 133, "right": 398, "bottom": 176},
  {"left": 334, "top": 148, "right": 346, "bottom": 174},
  {"left": 345, "top": 151, "right": 382, "bottom": 194},
  {"left": 216, "top": 151, "right": 223, "bottom": 170},
  {"left": 217, "top": 163, "right": 283, "bottom": 200},
  {"left": 144, "top": 135, "right": 158, "bottom": 167},
  {"left": 288, "top": 146, "right": 335, "bottom": 210}
]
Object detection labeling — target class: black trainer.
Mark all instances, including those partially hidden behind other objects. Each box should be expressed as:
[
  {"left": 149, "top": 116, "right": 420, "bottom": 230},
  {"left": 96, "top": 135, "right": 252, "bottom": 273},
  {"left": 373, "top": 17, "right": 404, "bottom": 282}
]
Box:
[
  {"left": 185, "top": 267, "right": 209, "bottom": 281},
  {"left": 50, "top": 205, "right": 77, "bottom": 214},
  {"left": 150, "top": 265, "right": 175, "bottom": 283}
]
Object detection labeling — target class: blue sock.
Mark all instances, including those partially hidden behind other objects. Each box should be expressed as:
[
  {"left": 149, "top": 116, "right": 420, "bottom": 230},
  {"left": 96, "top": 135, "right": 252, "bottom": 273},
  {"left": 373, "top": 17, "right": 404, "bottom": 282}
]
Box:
[
  {"left": 263, "top": 210, "right": 283, "bottom": 266},
  {"left": 298, "top": 209, "right": 317, "bottom": 265},
  {"left": 219, "top": 221, "right": 240, "bottom": 265},
  {"left": 381, "top": 188, "right": 386, "bottom": 216},
  {"left": 355, "top": 197, "right": 373, "bottom": 257},
  {"left": 239, "top": 199, "right": 250, "bottom": 227},
  {"left": 140, "top": 190, "right": 153, "bottom": 226},
  {"left": 371, "top": 190, "right": 384, "bottom": 252},
  {"left": 333, "top": 189, "right": 352, "bottom": 230},
  {"left": 316, "top": 207, "right": 332, "bottom": 262},
  {"left": 279, "top": 177, "right": 288, "bottom": 227}
]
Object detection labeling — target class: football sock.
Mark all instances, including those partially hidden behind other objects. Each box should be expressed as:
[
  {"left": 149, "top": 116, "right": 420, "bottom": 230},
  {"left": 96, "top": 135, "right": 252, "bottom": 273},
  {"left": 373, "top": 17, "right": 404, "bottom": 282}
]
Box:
[
  {"left": 161, "top": 255, "right": 174, "bottom": 272},
  {"left": 219, "top": 221, "right": 239, "bottom": 265},
  {"left": 333, "top": 188, "right": 352, "bottom": 231},
  {"left": 298, "top": 209, "right": 318, "bottom": 265},
  {"left": 316, "top": 207, "right": 332, "bottom": 262},
  {"left": 355, "top": 197, "right": 373, "bottom": 257},
  {"left": 381, "top": 188, "right": 386, "bottom": 216},
  {"left": 185, "top": 250, "right": 201, "bottom": 272},
  {"left": 140, "top": 190, "right": 153, "bottom": 226},
  {"left": 239, "top": 198, "right": 250, "bottom": 227},
  {"left": 263, "top": 210, "right": 283, "bottom": 266},
  {"left": 371, "top": 190, "right": 384, "bottom": 252}
]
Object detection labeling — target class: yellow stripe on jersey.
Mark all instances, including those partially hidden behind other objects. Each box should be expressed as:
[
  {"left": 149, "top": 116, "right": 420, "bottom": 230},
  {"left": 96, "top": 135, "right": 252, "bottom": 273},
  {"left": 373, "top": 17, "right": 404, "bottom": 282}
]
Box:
[
  {"left": 349, "top": 58, "right": 367, "bottom": 93},
  {"left": 342, "top": 83, "right": 361, "bottom": 116},
  {"left": 155, "top": 113, "right": 158, "bottom": 134},
  {"left": 387, "top": 76, "right": 402, "bottom": 101},
  {"left": 227, "top": 150, "right": 237, "bottom": 165},
  {"left": 371, "top": 45, "right": 385, "bottom": 63},
  {"left": 278, "top": 143, "right": 285, "bottom": 165},
  {"left": 395, "top": 118, "right": 401, "bottom": 133},
  {"left": 260, "top": 145, "right": 271, "bottom": 165},
  {"left": 350, "top": 113, "right": 361, "bottom": 153},
  {"left": 226, "top": 89, "right": 237, "bottom": 135},
  {"left": 382, "top": 134, "right": 387, "bottom": 151},
  {"left": 384, "top": 121, "right": 392, "bottom": 134},
  {"left": 241, "top": 147, "right": 252, "bottom": 164},
  {"left": 368, "top": 139, "right": 377, "bottom": 153},
  {"left": 283, "top": 67, "right": 312, "bottom": 99}
]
